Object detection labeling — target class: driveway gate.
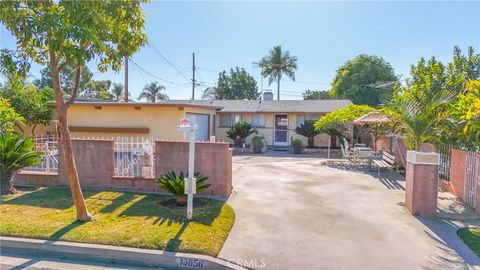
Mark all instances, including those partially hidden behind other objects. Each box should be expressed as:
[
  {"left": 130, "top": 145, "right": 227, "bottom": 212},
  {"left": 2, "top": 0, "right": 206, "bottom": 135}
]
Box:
[{"left": 464, "top": 151, "right": 480, "bottom": 209}]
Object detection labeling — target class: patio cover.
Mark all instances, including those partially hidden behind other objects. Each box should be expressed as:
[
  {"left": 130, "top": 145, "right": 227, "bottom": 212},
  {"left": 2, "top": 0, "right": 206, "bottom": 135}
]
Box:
[{"left": 352, "top": 111, "right": 390, "bottom": 126}]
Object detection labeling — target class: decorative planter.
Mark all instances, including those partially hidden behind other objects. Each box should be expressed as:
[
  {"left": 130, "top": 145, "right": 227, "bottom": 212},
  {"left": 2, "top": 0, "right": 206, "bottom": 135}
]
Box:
[
  {"left": 405, "top": 151, "right": 440, "bottom": 216},
  {"left": 293, "top": 146, "right": 303, "bottom": 154}
]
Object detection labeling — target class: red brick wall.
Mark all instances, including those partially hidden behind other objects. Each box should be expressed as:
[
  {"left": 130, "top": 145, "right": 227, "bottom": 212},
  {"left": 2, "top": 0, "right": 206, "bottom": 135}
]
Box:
[
  {"left": 155, "top": 141, "right": 233, "bottom": 196},
  {"left": 15, "top": 139, "right": 232, "bottom": 197},
  {"left": 447, "top": 149, "right": 467, "bottom": 199}
]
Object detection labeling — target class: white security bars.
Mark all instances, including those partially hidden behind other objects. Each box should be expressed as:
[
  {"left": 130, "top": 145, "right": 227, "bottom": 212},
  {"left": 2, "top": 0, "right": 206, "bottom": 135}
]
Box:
[
  {"left": 114, "top": 137, "right": 155, "bottom": 178},
  {"left": 438, "top": 144, "right": 452, "bottom": 181},
  {"left": 22, "top": 135, "right": 59, "bottom": 174}
]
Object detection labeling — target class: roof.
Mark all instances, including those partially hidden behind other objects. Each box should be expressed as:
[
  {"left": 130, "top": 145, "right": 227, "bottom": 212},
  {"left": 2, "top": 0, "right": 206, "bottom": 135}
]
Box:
[
  {"left": 352, "top": 111, "right": 391, "bottom": 126},
  {"left": 187, "top": 99, "right": 353, "bottom": 113},
  {"left": 68, "top": 100, "right": 223, "bottom": 110},
  {"left": 66, "top": 99, "right": 352, "bottom": 113}
]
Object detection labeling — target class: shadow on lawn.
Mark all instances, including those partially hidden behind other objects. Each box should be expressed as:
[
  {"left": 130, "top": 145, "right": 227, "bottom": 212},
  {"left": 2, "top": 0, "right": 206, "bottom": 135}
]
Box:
[
  {"left": 1, "top": 187, "right": 101, "bottom": 210},
  {"left": 2, "top": 187, "right": 224, "bottom": 226}
]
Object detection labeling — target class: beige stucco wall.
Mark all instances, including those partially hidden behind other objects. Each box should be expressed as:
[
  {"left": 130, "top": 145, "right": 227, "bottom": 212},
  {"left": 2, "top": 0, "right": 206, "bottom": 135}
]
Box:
[
  {"left": 215, "top": 112, "right": 331, "bottom": 147},
  {"left": 65, "top": 105, "right": 217, "bottom": 139}
]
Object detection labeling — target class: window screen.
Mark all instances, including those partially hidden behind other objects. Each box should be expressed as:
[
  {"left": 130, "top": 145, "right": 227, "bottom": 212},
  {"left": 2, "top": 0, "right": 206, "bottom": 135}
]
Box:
[{"left": 251, "top": 114, "right": 266, "bottom": 127}]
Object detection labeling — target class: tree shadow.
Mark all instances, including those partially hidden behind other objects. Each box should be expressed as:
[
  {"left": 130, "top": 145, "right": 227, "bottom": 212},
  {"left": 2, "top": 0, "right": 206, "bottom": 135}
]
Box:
[
  {"left": 325, "top": 161, "right": 406, "bottom": 190},
  {"left": 416, "top": 216, "right": 480, "bottom": 269},
  {"left": 1, "top": 187, "right": 101, "bottom": 210},
  {"left": 49, "top": 220, "right": 85, "bottom": 241},
  {"left": 119, "top": 195, "right": 224, "bottom": 226}
]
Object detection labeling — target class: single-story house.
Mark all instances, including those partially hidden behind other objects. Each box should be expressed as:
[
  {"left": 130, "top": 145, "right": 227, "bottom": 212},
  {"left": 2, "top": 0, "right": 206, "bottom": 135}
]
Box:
[{"left": 35, "top": 96, "right": 352, "bottom": 147}]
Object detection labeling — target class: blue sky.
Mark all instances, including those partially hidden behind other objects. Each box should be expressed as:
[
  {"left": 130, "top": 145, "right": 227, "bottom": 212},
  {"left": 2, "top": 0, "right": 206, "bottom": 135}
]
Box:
[{"left": 1, "top": 1, "right": 479, "bottom": 100}]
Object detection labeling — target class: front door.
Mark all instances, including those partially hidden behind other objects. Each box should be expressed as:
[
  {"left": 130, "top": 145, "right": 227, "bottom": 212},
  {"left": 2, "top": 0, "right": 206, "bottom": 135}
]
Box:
[{"left": 274, "top": 114, "right": 288, "bottom": 146}]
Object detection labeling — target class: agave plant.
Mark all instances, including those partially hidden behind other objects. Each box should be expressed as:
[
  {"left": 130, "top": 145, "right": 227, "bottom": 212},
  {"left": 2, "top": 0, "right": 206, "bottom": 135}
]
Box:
[
  {"left": 156, "top": 171, "right": 210, "bottom": 206},
  {"left": 226, "top": 121, "right": 255, "bottom": 147},
  {"left": 0, "top": 132, "right": 42, "bottom": 194},
  {"left": 295, "top": 120, "right": 320, "bottom": 148}
]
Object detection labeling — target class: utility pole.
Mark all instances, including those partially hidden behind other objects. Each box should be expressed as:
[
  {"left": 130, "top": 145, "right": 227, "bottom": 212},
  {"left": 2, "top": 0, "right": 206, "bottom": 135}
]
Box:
[
  {"left": 192, "top": 52, "right": 195, "bottom": 100},
  {"left": 124, "top": 56, "right": 129, "bottom": 102}
]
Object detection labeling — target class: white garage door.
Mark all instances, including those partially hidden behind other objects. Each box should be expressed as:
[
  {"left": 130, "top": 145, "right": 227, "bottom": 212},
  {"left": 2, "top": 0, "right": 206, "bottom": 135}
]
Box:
[{"left": 185, "top": 113, "right": 209, "bottom": 141}]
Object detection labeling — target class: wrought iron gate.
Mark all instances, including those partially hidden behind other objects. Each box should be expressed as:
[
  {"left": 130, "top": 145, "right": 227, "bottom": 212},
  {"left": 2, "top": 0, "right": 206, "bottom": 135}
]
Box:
[
  {"left": 114, "top": 137, "right": 155, "bottom": 178},
  {"left": 464, "top": 151, "right": 480, "bottom": 208}
]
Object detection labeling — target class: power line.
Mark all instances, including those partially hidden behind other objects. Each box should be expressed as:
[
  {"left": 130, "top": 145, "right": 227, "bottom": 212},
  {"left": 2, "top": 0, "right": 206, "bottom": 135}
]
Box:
[
  {"left": 149, "top": 43, "right": 191, "bottom": 82},
  {"left": 128, "top": 59, "right": 190, "bottom": 86}
]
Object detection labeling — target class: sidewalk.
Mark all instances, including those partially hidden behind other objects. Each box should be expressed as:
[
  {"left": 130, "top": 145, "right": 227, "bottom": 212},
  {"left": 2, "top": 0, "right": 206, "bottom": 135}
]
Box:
[{"left": 0, "top": 236, "right": 245, "bottom": 270}]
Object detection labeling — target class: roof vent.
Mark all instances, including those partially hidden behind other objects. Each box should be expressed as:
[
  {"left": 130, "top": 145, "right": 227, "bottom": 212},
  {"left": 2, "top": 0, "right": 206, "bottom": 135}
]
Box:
[{"left": 263, "top": 91, "right": 274, "bottom": 101}]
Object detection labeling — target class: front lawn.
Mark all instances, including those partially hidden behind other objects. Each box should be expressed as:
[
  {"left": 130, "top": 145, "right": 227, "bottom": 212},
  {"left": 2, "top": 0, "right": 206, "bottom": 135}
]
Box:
[
  {"left": 458, "top": 227, "right": 480, "bottom": 257},
  {"left": 0, "top": 187, "right": 235, "bottom": 257}
]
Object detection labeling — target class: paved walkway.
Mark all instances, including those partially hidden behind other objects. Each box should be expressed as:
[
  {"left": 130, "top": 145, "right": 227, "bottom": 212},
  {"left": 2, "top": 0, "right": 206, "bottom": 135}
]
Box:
[{"left": 218, "top": 153, "right": 480, "bottom": 270}]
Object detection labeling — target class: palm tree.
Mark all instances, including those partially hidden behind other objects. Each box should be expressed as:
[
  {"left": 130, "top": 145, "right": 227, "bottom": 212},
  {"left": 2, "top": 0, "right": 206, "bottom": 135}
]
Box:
[
  {"left": 295, "top": 120, "right": 320, "bottom": 148},
  {"left": 0, "top": 132, "right": 42, "bottom": 194},
  {"left": 139, "top": 82, "right": 169, "bottom": 102},
  {"left": 110, "top": 83, "right": 124, "bottom": 102},
  {"left": 383, "top": 91, "right": 454, "bottom": 150},
  {"left": 257, "top": 46, "right": 298, "bottom": 100}
]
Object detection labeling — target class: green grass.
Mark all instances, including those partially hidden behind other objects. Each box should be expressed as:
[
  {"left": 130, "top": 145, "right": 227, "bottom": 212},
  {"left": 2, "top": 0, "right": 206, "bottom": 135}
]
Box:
[
  {"left": 458, "top": 227, "right": 480, "bottom": 257},
  {"left": 0, "top": 187, "right": 235, "bottom": 256}
]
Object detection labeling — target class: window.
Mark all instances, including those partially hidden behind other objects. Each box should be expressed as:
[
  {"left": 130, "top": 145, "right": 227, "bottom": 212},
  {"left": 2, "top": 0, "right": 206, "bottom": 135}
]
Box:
[
  {"left": 251, "top": 114, "right": 266, "bottom": 127},
  {"left": 306, "top": 114, "right": 319, "bottom": 121},
  {"left": 296, "top": 114, "right": 305, "bottom": 128},
  {"left": 220, "top": 113, "right": 242, "bottom": 127}
]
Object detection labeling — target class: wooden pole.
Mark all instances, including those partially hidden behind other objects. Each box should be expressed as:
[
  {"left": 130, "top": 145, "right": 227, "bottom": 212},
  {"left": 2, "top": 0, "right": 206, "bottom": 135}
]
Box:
[{"left": 124, "top": 56, "right": 129, "bottom": 102}]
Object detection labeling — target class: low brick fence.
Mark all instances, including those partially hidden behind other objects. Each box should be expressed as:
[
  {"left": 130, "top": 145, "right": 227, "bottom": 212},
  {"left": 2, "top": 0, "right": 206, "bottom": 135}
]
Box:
[{"left": 15, "top": 139, "right": 233, "bottom": 197}]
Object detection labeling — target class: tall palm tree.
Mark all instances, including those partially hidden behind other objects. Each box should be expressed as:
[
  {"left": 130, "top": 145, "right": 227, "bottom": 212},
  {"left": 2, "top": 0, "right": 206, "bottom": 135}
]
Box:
[
  {"left": 258, "top": 46, "right": 298, "bottom": 100},
  {"left": 139, "top": 82, "right": 169, "bottom": 102},
  {"left": 110, "top": 83, "right": 124, "bottom": 102}
]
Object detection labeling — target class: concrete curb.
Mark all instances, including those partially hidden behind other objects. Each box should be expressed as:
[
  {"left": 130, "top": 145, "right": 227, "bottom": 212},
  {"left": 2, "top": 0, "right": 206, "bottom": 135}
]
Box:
[{"left": 0, "top": 236, "right": 244, "bottom": 270}]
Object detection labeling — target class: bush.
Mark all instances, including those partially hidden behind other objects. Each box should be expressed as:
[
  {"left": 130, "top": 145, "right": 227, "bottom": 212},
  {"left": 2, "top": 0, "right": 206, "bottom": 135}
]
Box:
[
  {"left": 291, "top": 138, "right": 304, "bottom": 154},
  {"left": 226, "top": 122, "right": 255, "bottom": 147},
  {"left": 251, "top": 136, "right": 265, "bottom": 153},
  {"left": 0, "top": 132, "right": 42, "bottom": 194},
  {"left": 156, "top": 171, "right": 210, "bottom": 206}
]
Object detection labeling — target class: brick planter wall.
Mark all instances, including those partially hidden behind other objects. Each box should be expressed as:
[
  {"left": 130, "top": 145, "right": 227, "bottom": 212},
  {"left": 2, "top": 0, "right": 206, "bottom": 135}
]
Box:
[{"left": 15, "top": 139, "right": 232, "bottom": 197}]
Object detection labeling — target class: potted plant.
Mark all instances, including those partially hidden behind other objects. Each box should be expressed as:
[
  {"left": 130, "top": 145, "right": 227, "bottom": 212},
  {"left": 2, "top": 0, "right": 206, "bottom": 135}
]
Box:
[
  {"left": 226, "top": 122, "right": 255, "bottom": 147},
  {"left": 0, "top": 132, "right": 42, "bottom": 194},
  {"left": 291, "top": 138, "right": 304, "bottom": 154},
  {"left": 156, "top": 171, "right": 210, "bottom": 206},
  {"left": 251, "top": 136, "right": 265, "bottom": 153}
]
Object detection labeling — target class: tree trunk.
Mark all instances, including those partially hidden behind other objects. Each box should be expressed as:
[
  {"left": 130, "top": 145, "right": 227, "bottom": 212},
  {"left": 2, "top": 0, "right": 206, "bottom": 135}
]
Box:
[
  {"left": 51, "top": 61, "right": 93, "bottom": 221},
  {"left": 308, "top": 137, "right": 314, "bottom": 148},
  {"left": 0, "top": 173, "right": 16, "bottom": 195},
  {"left": 277, "top": 77, "right": 281, "bottom": 100}
]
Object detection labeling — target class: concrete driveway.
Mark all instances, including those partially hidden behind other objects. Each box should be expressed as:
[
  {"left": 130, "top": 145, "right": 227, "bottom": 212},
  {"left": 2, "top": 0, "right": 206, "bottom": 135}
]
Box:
[{"left": 218, "top": 153, "right": 480, "bottom": 270}]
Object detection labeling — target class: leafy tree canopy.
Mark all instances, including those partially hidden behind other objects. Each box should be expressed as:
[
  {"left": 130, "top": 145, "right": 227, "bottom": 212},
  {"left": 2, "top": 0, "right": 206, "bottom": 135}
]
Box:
[
  {"left": 0, "top": 98, "right": 24, "bottom": 133},
  {"left": 207, "top": 67, "right": 260, "bottom": 100},
  {"left": 0, "top": 79, "right": 54, "bottom": 134},
  {"left": 303, "top": 90, "right": 331, "bottom": 100},
  {"left": 34, "top": 65, "right": 93, "bottom": 95},
  {"left": 330, "top": 54, "right": 397, "bottom": 106},
  {"left": 314, "top": 104, "right": 374, "bottom": 140}
]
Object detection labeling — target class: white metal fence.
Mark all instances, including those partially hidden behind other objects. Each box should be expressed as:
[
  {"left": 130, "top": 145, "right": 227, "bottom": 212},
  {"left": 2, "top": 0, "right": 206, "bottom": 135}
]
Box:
[
  {"left": 437, "top": 144, "right": 452, "bottom": 181},
  {"left": 113, "top": 137, "right": 155, "bottom": 178},
  {"left": 464, "top": 151, "right": 479, "bottom": 209},
  {"left": 22, "top": 135, "right": 59, "bottom": 174}
]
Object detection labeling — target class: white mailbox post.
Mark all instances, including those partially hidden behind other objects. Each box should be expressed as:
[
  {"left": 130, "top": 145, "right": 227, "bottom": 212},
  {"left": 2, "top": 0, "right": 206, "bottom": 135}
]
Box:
[{"left": 177, "top": 118, "right": 198, "bottom": 220}]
